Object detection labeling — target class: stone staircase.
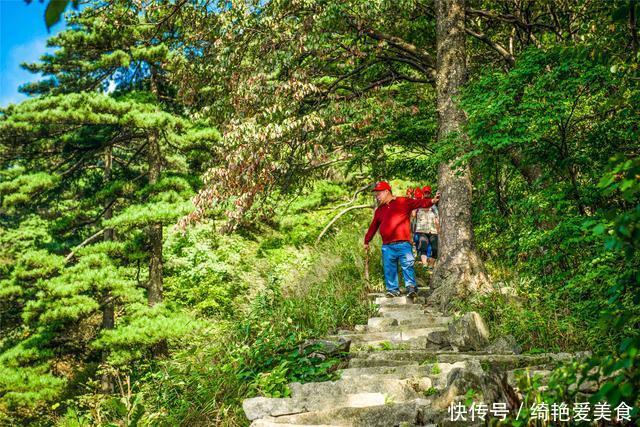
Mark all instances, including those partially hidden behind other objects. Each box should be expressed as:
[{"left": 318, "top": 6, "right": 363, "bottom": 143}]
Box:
[{"left": 243, "top": 292, "right": 587, "bottom": 426}]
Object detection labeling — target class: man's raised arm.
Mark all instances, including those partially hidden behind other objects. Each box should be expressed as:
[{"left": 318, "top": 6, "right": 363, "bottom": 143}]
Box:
[{"left": 408, "top": 194, "right": 438, "bottom": 211}]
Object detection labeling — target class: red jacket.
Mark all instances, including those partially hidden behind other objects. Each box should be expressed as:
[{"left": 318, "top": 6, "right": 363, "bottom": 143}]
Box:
[{"left": 364, "top": 196, "right": 434, "bottom": 245}]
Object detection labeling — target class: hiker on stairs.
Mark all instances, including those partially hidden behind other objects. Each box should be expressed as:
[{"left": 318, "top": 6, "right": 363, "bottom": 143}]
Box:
[
  {"left": 364, "top": 181, "right": 440, "bottom": 298},
  {"left": 410, "top": 187, "right": 424, "bottom": 257},
  {"left": 414, "top": 186, "right": 440, "bottom": 272}
]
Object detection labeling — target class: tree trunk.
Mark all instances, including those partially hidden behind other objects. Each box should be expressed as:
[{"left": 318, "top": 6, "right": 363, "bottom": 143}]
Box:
[
  {"left": 630, "top": 0, "right": 638, "bottom": 58},
  {"left": 147, "top": 70, "right": 163, "bottom": 307},
  {"left": 147, "top": 132, "right": 163, "bottom": 306},
  {"left": 101, "top": 146, "right": 115, "bottom": 394},
  {"left": 104, "top": 146, "right": 115, "bottom": 243},
  {"left": 147, "top": 70, "right": 167, "bottom": 356},
  {"left": 430, "top": 0, "right": 491, "bottom": 310}
]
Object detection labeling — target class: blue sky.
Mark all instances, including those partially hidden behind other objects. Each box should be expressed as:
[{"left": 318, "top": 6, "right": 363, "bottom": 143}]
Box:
[{"left": 0, "top": 0, "right": 68, "bottom": 107}]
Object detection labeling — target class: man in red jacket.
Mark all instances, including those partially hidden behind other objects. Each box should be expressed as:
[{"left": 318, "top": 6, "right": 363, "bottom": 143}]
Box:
[{"left": 364, "top": 181, "right": 440, "bottom": 297}]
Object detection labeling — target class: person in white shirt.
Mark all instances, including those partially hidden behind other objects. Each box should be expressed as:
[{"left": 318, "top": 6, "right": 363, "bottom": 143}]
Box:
[{"left": 413, "top": 186, "right": 440, "bottom": 271}]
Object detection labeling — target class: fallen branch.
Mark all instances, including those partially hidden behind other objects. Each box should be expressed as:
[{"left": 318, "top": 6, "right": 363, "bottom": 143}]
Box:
[{"left": 316, "top": 204, "right": 374, "bottom": 245}]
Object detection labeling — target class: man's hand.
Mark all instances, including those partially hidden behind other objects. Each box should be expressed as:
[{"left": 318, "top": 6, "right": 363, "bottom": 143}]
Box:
[{"left": 364, "top": 243, "right": 370, "bottom": 251}]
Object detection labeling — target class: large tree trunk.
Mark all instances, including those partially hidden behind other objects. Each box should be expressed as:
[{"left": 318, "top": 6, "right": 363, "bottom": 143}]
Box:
[{"left": 430, "top": 0, "right": 491, "bottom": 310}]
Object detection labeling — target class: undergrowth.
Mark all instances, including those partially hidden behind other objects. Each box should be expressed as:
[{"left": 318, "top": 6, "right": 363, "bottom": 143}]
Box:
[{"left": 56, "top": 180, "right": 381, "bottom": 426}]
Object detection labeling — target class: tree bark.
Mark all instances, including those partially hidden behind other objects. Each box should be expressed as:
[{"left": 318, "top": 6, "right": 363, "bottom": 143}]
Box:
[
  {"left": 147, "top": 133, "right": 163, "bottom": 306},
  {"left": 147, "top": 70, "right": 163, "bottom": 307},
  {"left": 430, "top": 0, "right": 491, "bottom": 310},
  {"left": 101, "top": 145, "right": 115, "bottom": 394}
]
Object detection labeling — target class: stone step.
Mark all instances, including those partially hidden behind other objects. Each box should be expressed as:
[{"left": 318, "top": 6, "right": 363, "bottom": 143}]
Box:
[
  {"left": 348, "top": 350, "right": 581, "bottom": 370},
  {"left": 366, "top": 317, "right": 398, "bottom": 332},
  {"left": 348, "top": 358, "right": 418, "bottom": 368},
  {"left": 377, "top": 304, "right": 425, "bottom": 312},
  {"left": 243, "top": 392, "right": 387, "bottom": 421},
  {"left": 347, "top": 338, "right": 449, "bottom": 352},
  {"left": 380, "top": 310, "right": 449, "bottom": 325},
  {"left": 367, "top": 290, "right": 430, "bottom": 301},
  {"left": 349, "top": 337, "right": 430, "bottom": 351},
  {"left": 368, "top": 291, "right": 430, "bottom": 299},
  {"left": 367, "top": 292, "right": 386, "bottom": 299},
  {"left": 355, "top": 319, "right": 452, "bottom": 334},
  {"left": 344, "top": 324, "right": 446, "bottom": 335},
  {"left": 245, "top": 299, "right": 591, "bottom": 427},
  {"left": 288, "top": 376, "right": 431, "bottom": 403},
  {"left": 373, "top": 296, "right": 426, "bottom": 305},
  {"left": 339, "top": 362, "right": 466, "bottom": 388},
  {"left": 250, "top": 400, "right": 452, "bottom": 427},
  {"left": 332, "top": 326, "right": 448, "bottom": 344},
  {"left": 252, "top": 421, "right": 342, "bottom": 427},
  {"left": 250, "top": 401, "right": 417, "bottom": 427}
]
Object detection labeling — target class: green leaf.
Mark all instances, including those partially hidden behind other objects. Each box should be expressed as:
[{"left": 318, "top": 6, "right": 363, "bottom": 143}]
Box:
[
  {"left": 611, "top": 5, "right": 629, "bottom": 22},
  {"left": 44, "top": 0, "right": 69, "bottom": 31},
  {"left": 593, "top": 224, "right": 607, "bottom": 235},
  {"left": 619, "top": 337, "right": 633, "bottom": 353},
  {"left": 620, "top": 382, "right": 633, "bottom": 397}
]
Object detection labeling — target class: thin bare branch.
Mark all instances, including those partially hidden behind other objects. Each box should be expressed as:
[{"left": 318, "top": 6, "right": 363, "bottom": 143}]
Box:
[
  {"left": 65, "top": 229, "right": 106, "bottom": 262},
  {"left": 465, "top": 28, "right": 516, "bottom": 66},
  {"left": 316, "top": 204, "right": 374, "bottom": 244}
]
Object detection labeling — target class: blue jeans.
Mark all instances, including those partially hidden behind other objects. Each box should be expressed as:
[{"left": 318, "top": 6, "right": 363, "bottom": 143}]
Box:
[{"left": 381, "top": 241, "right": 417, "bottom": 293}]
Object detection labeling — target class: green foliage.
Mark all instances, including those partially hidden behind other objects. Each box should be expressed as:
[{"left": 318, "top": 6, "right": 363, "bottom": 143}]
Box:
[
  {"left": 0, "top": 171, "right": 59, "bottom": 211},
  {"left": 460, "top": 34, "right": 640, "bottom": 420},
  {"left": 459, "top": 41, "right": 640, "bottom": 353},
  {"left": 163, "top": 222, "right": 248, "bottom": 317},
  {"left": 112, "top": 221, "right": 374, "bottom": 426},
  {"left": 463, "top": 388, "right": 478, "bottom": 407},
  {"left": 92, "top": 304, "right": 203, "bottom": 366},
  {"left": 423, "top": 387, "right": 438, "bottom": 397},
  {"left": 377, "top": 341, "right": 394, "bottom": 351},
  {"left": 0, "top": 5, "right": 219, "bottom": 422},
  {"left": 580, "top": 154, "right": 640, "bottom": 419},
  {"left": 3, "top": 0, "right": 640, "bottom": 425},
  {"left": 42, "top": 0, "right": 79, "bottom": 30},
  {"left": 0, "top": 173, "right": 377, "bottom": 425}
]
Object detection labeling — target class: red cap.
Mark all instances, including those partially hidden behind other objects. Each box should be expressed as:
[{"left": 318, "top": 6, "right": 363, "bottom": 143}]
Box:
[
  {"left": 414, "top": 188, "right": 423, "bottom": 199},
  {"left": 372, "top": 181, "right": 392, "bottom": 192},
  {"left": 422, "top": 185, "right": 432, "bottom": 195}
]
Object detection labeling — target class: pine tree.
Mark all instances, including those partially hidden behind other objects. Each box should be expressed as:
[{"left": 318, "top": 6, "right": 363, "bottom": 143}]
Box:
[{"left": 0, "top": 1, "right": 219, "bottom": 417}]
